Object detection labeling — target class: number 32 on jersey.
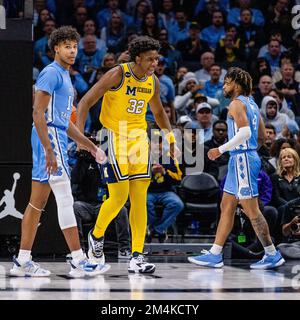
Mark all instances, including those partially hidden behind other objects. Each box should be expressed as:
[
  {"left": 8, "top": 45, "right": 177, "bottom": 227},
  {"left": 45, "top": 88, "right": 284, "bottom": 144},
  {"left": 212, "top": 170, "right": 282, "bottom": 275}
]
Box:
[{"left": 127, "top": 99, "right": 145, "bottom": 114}]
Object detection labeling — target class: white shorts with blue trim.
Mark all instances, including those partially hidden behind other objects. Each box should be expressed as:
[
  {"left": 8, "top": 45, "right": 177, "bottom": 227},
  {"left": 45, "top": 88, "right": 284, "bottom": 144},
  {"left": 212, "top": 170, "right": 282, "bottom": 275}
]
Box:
[
  {"left": 223, "top": 150, "right": 261, "bottom": 200},
  {"left": 31, "top": 126, "right": 70, "bottom": 183}
]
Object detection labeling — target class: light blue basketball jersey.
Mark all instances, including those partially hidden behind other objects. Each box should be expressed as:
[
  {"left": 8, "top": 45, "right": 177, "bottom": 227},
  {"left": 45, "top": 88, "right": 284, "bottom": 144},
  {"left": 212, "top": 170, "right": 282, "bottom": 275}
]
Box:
[
  {"left": 35, "top": 61, "right": 74, "bottom": 130},
  {"left": 227, "top": 95, "right": 260, "bottom": 155},
  {"left": 32, "top": 60, "right": 73, "bottom": 182}
]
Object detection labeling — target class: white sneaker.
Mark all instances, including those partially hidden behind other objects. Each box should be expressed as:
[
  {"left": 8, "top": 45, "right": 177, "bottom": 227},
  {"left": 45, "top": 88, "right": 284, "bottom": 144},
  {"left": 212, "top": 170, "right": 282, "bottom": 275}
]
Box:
[
  {"left": 118, "top": 249, "right": 131, "bottom": 259},
  {"left": 68, "top": 258, "right": 111, "bottom": 278},
  {"left": 10, "top": 256, "right": 51, "bottom": 277},
  {"left": 87, "top": 231, "right": 105, "bottom": 265},
  {"left": 128, "top": 253, "right": 155, "bottom": 274}
]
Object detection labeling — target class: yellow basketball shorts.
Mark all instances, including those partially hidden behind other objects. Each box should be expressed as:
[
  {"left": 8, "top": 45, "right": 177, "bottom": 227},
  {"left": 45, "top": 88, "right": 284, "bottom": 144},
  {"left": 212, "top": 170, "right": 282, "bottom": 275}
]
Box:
[{"left": 101, "top": 128, "right": 151, "bottom": 183}]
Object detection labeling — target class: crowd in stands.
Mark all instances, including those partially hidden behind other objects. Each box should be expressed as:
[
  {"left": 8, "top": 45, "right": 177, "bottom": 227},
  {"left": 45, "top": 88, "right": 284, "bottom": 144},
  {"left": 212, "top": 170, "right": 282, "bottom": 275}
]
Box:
[{"left": 30, "top": 0, "right": 300, "bottom": 258}]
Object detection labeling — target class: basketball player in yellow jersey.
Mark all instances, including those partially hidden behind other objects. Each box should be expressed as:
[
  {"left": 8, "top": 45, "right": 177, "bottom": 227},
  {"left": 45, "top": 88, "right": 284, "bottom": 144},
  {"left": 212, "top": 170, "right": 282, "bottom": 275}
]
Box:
[{"left": 77, "top": 36, "right": 179, "bottom": 273}]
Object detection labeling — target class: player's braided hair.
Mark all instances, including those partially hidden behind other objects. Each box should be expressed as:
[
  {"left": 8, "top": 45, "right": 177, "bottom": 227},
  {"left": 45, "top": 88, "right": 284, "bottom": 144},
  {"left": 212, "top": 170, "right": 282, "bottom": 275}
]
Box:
[
  {"left": 128, "top": 36, "right": 160, "bottom": 62},
  {"left": 48, "top": 26, "right": 80, "bottom": 54},
  {"left": 224, "top": 67, "right": 253, "bottom": 96}
]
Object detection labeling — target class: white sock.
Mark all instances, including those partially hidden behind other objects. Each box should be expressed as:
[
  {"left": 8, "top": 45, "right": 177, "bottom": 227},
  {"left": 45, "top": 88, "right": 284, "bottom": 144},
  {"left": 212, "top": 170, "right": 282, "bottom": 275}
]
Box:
[
  {"left": 264, "top": 244, "right": 276, "bottom": 256},
  {"left": 17, "top": 249, "right": 31, "bottom": 264},
  {"left": 71, "top": 249, "right": 86, "bottom": 264},
  {"left": 210, "top": 244, "right": 223, "bottom": 255}
]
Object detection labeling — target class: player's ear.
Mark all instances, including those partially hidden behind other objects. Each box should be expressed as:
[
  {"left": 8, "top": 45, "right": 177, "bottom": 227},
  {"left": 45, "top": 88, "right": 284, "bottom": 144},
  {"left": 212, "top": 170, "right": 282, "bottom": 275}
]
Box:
[
  {"left": 135, "top": 55, "right": 141, "bottom": 64},
  {"left": 54, "top": 44, "right": 59, "bottom": 54}
]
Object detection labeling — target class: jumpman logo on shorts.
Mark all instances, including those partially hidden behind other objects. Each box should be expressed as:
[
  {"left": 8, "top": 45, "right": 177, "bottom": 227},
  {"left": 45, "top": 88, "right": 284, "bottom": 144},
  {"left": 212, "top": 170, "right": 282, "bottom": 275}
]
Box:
[{"left": 0, "top": 172, "right": 23, "bottom": 220}]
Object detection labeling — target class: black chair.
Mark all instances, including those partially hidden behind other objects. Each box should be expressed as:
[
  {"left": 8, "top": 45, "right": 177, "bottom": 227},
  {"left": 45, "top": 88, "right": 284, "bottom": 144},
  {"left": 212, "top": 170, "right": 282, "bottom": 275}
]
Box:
[{"left": 177, "top": 172, "right": 220, "bottom": 235}]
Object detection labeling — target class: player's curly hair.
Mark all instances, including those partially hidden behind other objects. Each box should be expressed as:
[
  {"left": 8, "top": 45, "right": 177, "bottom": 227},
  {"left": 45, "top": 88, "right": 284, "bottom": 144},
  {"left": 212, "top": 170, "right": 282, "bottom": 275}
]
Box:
[
  {"left": 128, "top": 36, "right": 160, "bottom": 62},
  {"left": 224, "top": 67, "right": 253, "bottom": 96},
  {"left": 48, "top": 26, "right": 80, "bottom": 54}
]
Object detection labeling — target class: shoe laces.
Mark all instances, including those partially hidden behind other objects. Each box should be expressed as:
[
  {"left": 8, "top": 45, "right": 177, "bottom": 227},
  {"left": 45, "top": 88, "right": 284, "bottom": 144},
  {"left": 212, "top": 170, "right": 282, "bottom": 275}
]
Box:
[
  {"left": 135, "top": 254, "right": 145, "bottom": 263},
  {"left": 93, "top": 238, "right": 104, "bottom": 256},
  {"left": 25, "top": 260, "right": 41, "bottom": 272},
  {"left": 201, "top": 249, "right": 210, "bottom": 255}
]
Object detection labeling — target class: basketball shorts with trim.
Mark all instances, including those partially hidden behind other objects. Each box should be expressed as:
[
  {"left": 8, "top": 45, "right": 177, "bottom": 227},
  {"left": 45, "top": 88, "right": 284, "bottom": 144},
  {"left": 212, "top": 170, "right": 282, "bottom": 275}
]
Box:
[
  {"left": 31, "top": 126, "right": 70, "bottom": 183},
  {"left": 223, "top": 150, "right": 261, "bottom": 200},
  {"left": 101, "top": 128, "right": 151, "bottom": 184}
]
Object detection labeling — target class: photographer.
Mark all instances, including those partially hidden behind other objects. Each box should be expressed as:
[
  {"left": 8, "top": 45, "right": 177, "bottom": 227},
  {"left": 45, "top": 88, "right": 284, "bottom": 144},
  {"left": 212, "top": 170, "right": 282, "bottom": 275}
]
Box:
[
  {"left": 277, "top": 202, "right": 300, "bottom": 259},
  {"left": 71, "top": 135, "right": 131, "bottom": 259}
]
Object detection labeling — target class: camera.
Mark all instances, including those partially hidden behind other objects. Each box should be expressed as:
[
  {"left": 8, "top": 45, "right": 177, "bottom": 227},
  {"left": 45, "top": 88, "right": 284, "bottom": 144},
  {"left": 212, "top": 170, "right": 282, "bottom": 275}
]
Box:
[{"left": 291, "top": 223, "right": 300, "bottom": 232}]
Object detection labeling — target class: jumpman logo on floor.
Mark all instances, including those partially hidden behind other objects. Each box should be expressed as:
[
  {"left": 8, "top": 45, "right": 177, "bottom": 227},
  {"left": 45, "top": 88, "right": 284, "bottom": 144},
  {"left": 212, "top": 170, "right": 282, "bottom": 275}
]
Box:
[{"left": 0, "top": 172, "right": 23, "bottom": 220}]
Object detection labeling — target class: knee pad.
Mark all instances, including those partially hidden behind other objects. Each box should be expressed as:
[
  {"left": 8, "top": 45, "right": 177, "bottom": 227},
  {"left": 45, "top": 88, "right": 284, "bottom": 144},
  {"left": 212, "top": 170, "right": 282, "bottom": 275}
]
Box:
[{"left": 49, "top": 175, "right": 77, "bottom": 230}]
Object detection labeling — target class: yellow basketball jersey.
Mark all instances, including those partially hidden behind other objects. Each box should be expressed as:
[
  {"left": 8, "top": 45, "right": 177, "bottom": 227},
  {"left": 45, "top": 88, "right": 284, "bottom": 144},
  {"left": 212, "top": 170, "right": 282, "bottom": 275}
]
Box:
[{"left": 100, "top": 63, "right": 155, "bottom": 137}]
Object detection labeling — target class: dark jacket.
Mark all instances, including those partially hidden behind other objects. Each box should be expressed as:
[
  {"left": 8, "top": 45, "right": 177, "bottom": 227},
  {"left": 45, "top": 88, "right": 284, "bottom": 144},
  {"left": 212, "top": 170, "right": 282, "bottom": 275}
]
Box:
[
  {"left": 71, "top": 151, "right": 108, "bottom": 204},
  {"left": 271, "top": 174, "right": 300, "bottom": 207},
  {"left": 148, "top": 154, "right": 182, "bottom": 193}
]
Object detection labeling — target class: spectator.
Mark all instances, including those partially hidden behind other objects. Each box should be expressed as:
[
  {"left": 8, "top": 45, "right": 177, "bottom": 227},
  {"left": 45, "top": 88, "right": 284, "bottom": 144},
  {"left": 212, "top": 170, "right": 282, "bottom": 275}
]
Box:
[
  {"left": 252, "top": 75, "right": 273, "bottom": 107},
  {"left": 289, "top": 31, "right": 300, "bottom": 66},
  {"left": 154, "top": 57, "right": 175, "bottom": 107},
  {"left": 79, "top": 19, "right": 107, "bottom": 52},
  {"left": 131, "top": 0, "right": 152, "bottom": 33},
  {"left": 272, "top": 52, "right": 300, "bottom": 84},
  {"left": 261, "top": 39, "right": 282, "bottom": 75},
  {"left": 157, "top": 29, "right": 182, "bottom": 77},
  {"left": 71, "top": 6, "right": 88, "bottom": 36},
  {"left": 271, "top": 148, "right": 300, "bottom": 233},
  {"left": 126, "top": 0, "right": 153, "bottom": 16},
  {"left": 194, "top": 0, "right": 223, "bottom": 29},
  {"left": 268, "top": 88, "right": 295, "bottom": 121},
  {"left": 175, "top": 72, "right": 214, "bottom": 117},
  {"left": 34, "top": 18, "right": 56, "bottom": 70},
  {"left": 102, "top": 52, "right": 117, "bottom": 69},
  {"left": 34, "top": 8, "right": 52, "bottom": 40},
  {"left": 251, "top": 58, "right": 272, "bottom": 89},
  {"left": 180, "top": 121, "right": 203, "bottom": 177},
  {"left": 269, "top": 138, "right": 300, "bottom": 171},
  {"left": 75, "top": 34, "right": 106, "bottom": 86},
  {"left": 275, "top": 62, "right": 300, "bottom": 119},
  {"left": 265, "top": 123, "right": 277, "bottom": 151},
  {"left": 176, "top": 22, "right": 210, "bottom": 71},
  {"left": 215, "top": 25, "right": 245, "bottom": 68},
  {"left": 237, "top": 8, "right": 264, "bottom": 66},
  {"left": 202, "top": 63, "right": 223, "bottom": 99},
  {"left": 147, "top": 132, "right": 184, "bottom": 243},
  {"left": 200, "top": 10, "right": 225, "bottom": 51},
  {"left": 100, "top": 11, "right": 127, "bottom": 54},
  {"left": 158, "top": 0, "right": 176, "bottom": 37},
  {"left": 260, "top": 96, "right": 295, "bottom": 135},
  {"left": 168, "top": 8, "right": 190, "bottom": 45},
  {"left": 69, "top": 67, "right": 89, "bottom": 98},
  {"left": 140, "top": 11, "right": 161, "bottom": 39},
  {"left": 227, "top": 0, "right": 265, "bottom": 27},
  {"left": 96, "top": 0, "right": 132, "bottom": 30},
  {"left": 204, "top": 120, "right": 229, "bottom": 181},
  {"left": 194, "top": 51, "right": 227, "bottom": 85},
  {"left": 195, "top": 102, "right": 218, "bottom": 142},
  {"left": 258, "top": 30, "right": 287, "bottom": 59},
  {"left": 174, "top": 66, "right": 188, "bottom": 95},
  {"left": 265, "top": 0, "right": 293, "bottom": 46}
]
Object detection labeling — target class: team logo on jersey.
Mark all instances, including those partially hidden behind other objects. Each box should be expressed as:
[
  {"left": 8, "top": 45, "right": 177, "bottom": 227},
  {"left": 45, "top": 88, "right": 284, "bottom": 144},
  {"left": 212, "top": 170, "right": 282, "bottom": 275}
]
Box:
[
  {"left": 126, "top": 85, "right": 152, "bottom": 96},
  {"left": 125, "top": 72, "right": 131, "bottom": 78},
  {"left": 126, "top": 86, "right": 137, "bottom": 96}
]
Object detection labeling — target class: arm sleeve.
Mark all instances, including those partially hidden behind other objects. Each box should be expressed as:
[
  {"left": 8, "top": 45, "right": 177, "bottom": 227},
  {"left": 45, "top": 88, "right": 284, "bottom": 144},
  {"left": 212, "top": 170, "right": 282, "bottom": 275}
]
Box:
[
  {"left": 35, "top": 67, "right": 61, "bottom": 95},
  {"left": 219, "top": 126, "right": 251, "bottom": 154}
]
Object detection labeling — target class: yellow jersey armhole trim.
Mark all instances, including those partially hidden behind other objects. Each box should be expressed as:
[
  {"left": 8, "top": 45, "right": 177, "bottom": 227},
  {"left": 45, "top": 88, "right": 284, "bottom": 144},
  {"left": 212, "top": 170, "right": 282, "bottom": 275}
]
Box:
[{"left": 109, "top": 64, "right": 125, "bottom": 91}]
